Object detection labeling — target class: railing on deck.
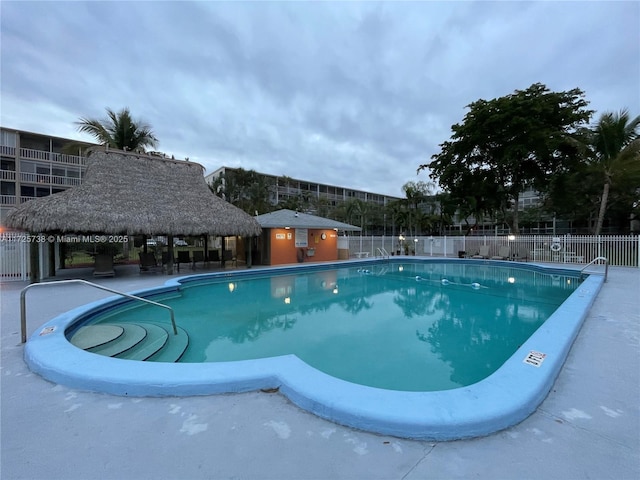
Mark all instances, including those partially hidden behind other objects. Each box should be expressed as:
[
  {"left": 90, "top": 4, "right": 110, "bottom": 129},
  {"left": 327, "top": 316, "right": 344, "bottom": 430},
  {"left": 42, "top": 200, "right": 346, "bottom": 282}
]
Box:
[
  {"left": 581, "top": 257, "right": 609, "bottom": 282},
  {"left": 20, "top": 279, "right": 177, "bottom": 343}
]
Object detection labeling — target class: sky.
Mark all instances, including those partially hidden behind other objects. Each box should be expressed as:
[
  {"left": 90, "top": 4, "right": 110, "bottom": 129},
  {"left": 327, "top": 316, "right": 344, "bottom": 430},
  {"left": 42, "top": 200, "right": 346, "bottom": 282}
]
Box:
[{"left": 1, "top": 1, "right": 638, "bottom": 198}]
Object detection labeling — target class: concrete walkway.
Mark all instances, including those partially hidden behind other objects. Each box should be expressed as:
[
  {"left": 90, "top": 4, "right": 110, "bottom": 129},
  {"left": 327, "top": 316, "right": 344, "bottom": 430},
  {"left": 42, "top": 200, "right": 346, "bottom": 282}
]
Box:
[{"left": 1, "top": 265, "right": 638, "bottom": 480}]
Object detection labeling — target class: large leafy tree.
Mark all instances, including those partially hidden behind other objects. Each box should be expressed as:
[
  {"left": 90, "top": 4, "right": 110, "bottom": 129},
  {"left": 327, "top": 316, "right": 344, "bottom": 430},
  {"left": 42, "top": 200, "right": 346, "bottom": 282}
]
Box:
[
  {"left": 589, "top": 109, "right": 640, "bottom": 235},
  {"left": 76, "top": 107, "right": 158, "bottom": 151},
  {"left": 421, "top": 83, "right": 592, "bottom": 233}
]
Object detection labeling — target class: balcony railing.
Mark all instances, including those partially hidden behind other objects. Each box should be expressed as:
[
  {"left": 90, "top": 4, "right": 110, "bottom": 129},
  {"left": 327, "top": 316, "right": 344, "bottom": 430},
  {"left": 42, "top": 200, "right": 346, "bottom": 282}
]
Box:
[
  {"left": 0, "top": 145, "right": 16, "bottom": 156},
  {"left": 0, "top": 194, "right": 17, "bottom": 205},
  {"left": 51, "top": 175, "right": 81, "bottom": 186},
  {"left": 19, "top": 148, "right": 86, "bottom": 166},
  {"left": 20, "top": 172, "right": 51, "bottom": 184},
  {"left": 19, "top": 148, "right": 50, "bottom": 161},
  {"left": 0, "top": 170, "right": 16, "bottom": 181},
  {"left": 51, "top": 152, "right": 86, "bottom": 166}
]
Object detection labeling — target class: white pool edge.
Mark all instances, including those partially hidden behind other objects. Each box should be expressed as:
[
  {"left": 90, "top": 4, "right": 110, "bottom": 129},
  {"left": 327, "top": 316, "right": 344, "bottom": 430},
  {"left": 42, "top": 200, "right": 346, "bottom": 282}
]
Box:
[{"left": 23, "top": 261, "right": 605, "bottom": 440}]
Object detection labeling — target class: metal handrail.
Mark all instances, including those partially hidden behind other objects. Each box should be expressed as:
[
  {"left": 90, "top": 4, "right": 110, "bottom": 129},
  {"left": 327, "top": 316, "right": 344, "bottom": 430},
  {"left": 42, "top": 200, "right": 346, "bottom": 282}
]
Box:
[
  {"left": 580, "top": 256, "right": 609, "bottom": 282},
  {"left": 376, "top": 247, "right": 390, "bottom": 258},
  {"left": 20, "top": 279, "right": 177, "bottom": 343}
]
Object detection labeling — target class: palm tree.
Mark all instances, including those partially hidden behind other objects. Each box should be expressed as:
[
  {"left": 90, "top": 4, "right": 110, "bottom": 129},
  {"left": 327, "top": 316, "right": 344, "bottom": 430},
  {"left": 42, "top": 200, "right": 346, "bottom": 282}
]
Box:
[
  {"left": 76, "top": 107, "right": 158, "bottom": 152},
  {"left": 590, "top": 109, "right": 640, "bottom": 235}
]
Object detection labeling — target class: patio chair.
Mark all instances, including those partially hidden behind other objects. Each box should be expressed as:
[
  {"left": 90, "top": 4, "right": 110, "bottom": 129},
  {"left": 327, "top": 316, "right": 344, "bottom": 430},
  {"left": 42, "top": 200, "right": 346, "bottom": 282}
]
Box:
[
  {"left": 491, "top": 246, "right": 511, "bottom": 260},
  {"left": 192, "top": 250, "right": 205, "bottom": 269},
  {"left": 93, "top": 254, "right": 115, "bottom": 277},
  {"left": 208, "top": 250, "right": 220, "bottom": 266},
  {"left": 223, "top": 250, "right": 237, "bottom": 267},
  {"left": 471, "top": 245, "right": 490, "bottom": 259},
  {"left": 139, "top": 252, "right": 162, "bottom": 273},
  {"left": 512, "top": 248, "right": 528, "bottom": 262},
  {"left": 176, "top": 250, "right": 191, "bottom": 272}
]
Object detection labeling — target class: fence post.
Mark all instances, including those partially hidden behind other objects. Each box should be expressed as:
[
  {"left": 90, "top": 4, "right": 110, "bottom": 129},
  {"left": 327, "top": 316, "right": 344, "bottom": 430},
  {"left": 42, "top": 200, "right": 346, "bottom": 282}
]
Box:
[
  {"left": 597, "top": 235, "right": 602, "bottom": 259},
  {"left": 22, "top": 240, "right": 28, "bottom": 281}
]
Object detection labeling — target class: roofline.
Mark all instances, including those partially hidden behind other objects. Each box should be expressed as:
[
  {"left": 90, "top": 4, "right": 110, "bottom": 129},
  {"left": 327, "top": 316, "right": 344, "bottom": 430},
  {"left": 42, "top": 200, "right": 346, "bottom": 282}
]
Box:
[
  {"left": 205, "top": 166, "right": 402, "bottom": 201},
  {"left": 0, "top": 126, "right": 98, "bottom": 146},
  {"left": 90, "top": 146, "right": 202, "bottom": 171}
]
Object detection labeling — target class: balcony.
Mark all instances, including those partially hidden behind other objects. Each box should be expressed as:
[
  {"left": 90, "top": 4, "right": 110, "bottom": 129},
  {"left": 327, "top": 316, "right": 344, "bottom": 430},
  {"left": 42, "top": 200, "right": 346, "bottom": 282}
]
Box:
[
  {"left": 0, "top": 170, "right": 16, "bottom": 181},
  {"left": 20, "top": 172, "right": 51, "bottom": 184},
  {"left": 0, "top": 195, "right": 16, "bottom": 205},
  {"left": 51, "top": 175, "right": 81, "bottom": 186},
  {"left": 0, "top": 195, "right": 38, "bottom": 205},
  {"left": 51, "top": 152, "right": 86, "bottom": 166},
  {"left": 19, "top": 148, "right": 86, "bottom": 166},
  {"left": 0, "top": 145, "right": 16, "bottom": 156}
]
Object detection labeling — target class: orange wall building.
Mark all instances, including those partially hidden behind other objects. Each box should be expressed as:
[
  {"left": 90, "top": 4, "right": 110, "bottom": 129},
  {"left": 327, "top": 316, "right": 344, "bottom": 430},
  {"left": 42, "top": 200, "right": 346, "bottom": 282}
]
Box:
[{"left": 255, "top": 209, "right": 360, "bottom": 266}]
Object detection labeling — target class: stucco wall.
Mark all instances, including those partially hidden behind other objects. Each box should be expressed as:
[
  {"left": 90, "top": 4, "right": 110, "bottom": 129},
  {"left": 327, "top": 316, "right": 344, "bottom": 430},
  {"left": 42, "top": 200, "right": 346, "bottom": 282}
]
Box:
[{"left": 267, "top": 228, "right": 338, "bottom": 265}]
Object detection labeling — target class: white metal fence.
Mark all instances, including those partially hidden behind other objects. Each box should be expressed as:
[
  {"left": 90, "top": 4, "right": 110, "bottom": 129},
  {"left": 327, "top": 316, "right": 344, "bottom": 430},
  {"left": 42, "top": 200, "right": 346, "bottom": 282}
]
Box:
[
  {"left": 2, "top": 233, "right": 638, "bottom": 282},
  {"left": 0, "top": 232, "right": 30, "bottom": 281},
  {"left": 346, "top": 234, "right": 640, "bottom": 268}
]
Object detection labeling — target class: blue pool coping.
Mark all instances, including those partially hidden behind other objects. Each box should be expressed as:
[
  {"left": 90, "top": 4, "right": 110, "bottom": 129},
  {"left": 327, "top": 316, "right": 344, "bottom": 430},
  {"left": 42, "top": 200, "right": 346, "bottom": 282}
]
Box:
[{"left": 23, "top": 258, "right": 605, "bottom": 440}]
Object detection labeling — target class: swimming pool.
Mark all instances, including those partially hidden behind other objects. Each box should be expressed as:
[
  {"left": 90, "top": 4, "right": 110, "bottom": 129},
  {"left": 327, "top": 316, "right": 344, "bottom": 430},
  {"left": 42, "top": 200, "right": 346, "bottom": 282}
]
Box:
[{"left": 24, "top": 258, "right": 605, "bottom": 440}]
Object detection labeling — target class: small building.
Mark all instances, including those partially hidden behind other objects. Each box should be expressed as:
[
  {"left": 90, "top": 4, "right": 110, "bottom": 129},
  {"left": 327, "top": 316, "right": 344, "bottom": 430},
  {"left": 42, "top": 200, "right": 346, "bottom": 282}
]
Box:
[{"left": 254, "top": 209, "right": 360, "bottom": 265}]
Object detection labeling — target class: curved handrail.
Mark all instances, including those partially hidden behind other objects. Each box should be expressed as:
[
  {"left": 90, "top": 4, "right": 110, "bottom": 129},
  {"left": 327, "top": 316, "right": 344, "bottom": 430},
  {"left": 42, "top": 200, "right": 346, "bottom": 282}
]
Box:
[
  {"left": 376, "top": 247, "right": 390, "bottom": 258},
  {"left": 20, "top": 279, "right": 177, "bottom": 343},
  {"left": 580, "top": 256, "right": 609, "bottom": 282}
]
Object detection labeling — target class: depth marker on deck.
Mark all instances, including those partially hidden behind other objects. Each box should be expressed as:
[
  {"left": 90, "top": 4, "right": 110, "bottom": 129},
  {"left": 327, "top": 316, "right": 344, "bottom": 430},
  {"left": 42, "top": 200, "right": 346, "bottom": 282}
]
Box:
[{"left": 524, "top": 350, "right": 546, "bottom": 367}]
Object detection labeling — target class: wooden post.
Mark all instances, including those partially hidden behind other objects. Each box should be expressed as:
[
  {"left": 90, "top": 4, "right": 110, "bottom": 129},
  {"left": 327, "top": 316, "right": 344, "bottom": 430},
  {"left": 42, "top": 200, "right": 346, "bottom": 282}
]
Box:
[
  {"left": 29, "top": 235, "right": 39, "bottom": 284},
  {"left": 166, "top": 234, "right": 174, "bottom": 275},
  {"left": 48, "top": 240, "right": 56, "bottom": 277}
]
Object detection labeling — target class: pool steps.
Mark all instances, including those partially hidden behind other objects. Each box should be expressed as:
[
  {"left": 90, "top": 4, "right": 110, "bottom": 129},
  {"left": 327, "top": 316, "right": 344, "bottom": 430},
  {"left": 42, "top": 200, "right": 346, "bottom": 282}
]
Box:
[{"left": 70, "top": 322, "right": 189, "bottom": 362}]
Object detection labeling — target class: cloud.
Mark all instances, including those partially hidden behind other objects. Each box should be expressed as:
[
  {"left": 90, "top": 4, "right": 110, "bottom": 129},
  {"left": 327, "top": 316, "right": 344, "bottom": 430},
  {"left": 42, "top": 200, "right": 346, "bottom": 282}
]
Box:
[{"left": 1, "top": 1, "right": 638, "bottom": 197}]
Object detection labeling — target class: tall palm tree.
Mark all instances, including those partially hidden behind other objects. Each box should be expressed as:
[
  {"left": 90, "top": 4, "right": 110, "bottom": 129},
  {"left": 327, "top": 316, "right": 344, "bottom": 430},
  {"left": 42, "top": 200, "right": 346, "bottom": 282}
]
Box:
[
  {"left": 76, "top": 107, "right": 158, "bottom": 152},
  {"left": 590, "top": 109, "right": 640, "bottom": 235},
  {"left": 344, "top": 199, "right": 369, "bottom": 234}
]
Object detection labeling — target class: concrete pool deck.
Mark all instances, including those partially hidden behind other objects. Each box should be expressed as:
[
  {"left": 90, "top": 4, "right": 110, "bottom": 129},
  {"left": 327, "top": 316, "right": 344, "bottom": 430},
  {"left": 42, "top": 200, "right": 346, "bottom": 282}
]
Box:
[{"left": 1, "top": 263, "right": 639, "bottom": 479}]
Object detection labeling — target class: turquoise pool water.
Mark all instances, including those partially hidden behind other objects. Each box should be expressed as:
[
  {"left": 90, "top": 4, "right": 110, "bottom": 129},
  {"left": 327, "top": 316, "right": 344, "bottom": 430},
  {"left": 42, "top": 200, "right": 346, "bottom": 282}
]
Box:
[{"left": 82, "top": 262, "right": 580, "bottom": 391}]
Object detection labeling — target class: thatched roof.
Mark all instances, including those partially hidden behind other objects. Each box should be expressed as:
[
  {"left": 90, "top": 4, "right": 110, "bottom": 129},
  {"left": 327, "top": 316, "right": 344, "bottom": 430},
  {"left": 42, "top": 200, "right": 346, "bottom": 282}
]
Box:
[
  {"left": 256, "top": 209, "right": 361, "bottom": 231},
  {"left": 6, "top": 148, "right": 262, "bottom": 237}
]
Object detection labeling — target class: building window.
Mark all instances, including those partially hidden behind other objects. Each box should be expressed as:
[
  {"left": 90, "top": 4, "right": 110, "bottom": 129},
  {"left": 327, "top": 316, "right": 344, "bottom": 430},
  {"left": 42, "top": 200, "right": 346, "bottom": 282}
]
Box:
[
  {"left": 1, "top": 158, "right": 15, "bottom": 171},
  {"left": 0, "top": 130, "right": 17, "bottom": 148},
  {"left": 1, "top": 181, "right": 16, "bottom": 195},
  {"left": 21, "top": 185, "right": 35, "bottom": 197},
  {"left": 20, "top": 160, "right": 50, "bottom": 174}
]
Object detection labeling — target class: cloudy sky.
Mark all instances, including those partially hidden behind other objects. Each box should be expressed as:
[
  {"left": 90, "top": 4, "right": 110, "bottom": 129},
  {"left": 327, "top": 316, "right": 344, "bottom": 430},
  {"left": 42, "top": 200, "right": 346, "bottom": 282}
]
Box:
[{"left": 2, "top": 1, "right": 638, "bottom": 198}]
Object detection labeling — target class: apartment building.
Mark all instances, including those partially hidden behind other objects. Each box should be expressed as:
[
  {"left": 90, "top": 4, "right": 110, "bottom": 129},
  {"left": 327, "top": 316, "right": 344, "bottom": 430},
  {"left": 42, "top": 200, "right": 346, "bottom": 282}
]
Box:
[
  {"left": 0, "top": 128, "right": 95, "bottom": 226},
  {"left": 0, "top": 128, "right": 402, "bottom": 230},
  {"left": 205, "top": 167, "right": 402, "bottom": 214}
]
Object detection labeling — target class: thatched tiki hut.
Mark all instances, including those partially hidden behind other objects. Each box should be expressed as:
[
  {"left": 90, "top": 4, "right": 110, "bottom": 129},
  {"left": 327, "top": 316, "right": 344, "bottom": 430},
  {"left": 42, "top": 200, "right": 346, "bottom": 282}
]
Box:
[{"left": 6, "top": 148, "right": 262, "bottom": 279}]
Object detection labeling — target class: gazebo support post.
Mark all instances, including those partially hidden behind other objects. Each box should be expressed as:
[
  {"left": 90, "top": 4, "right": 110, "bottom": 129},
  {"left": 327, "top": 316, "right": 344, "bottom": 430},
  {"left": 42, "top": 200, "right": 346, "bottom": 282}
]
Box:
[
  {"left": 48, "top": 241, "right": 56, "bottom": 277},
  {"left": 246, "top": 236, "right": 252, "bottom": 268},
  {"left": 166, "top": 234, "right": 175, "bottom": 275},
  {"left": 221, "top": 237, "right": 227, "bottom": 268},
  {"left": 59, "top": 242, "right": 67, "bottom": 270},
  {"left": 29, "top": 235, "right": 39, "bottom": 284}
]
